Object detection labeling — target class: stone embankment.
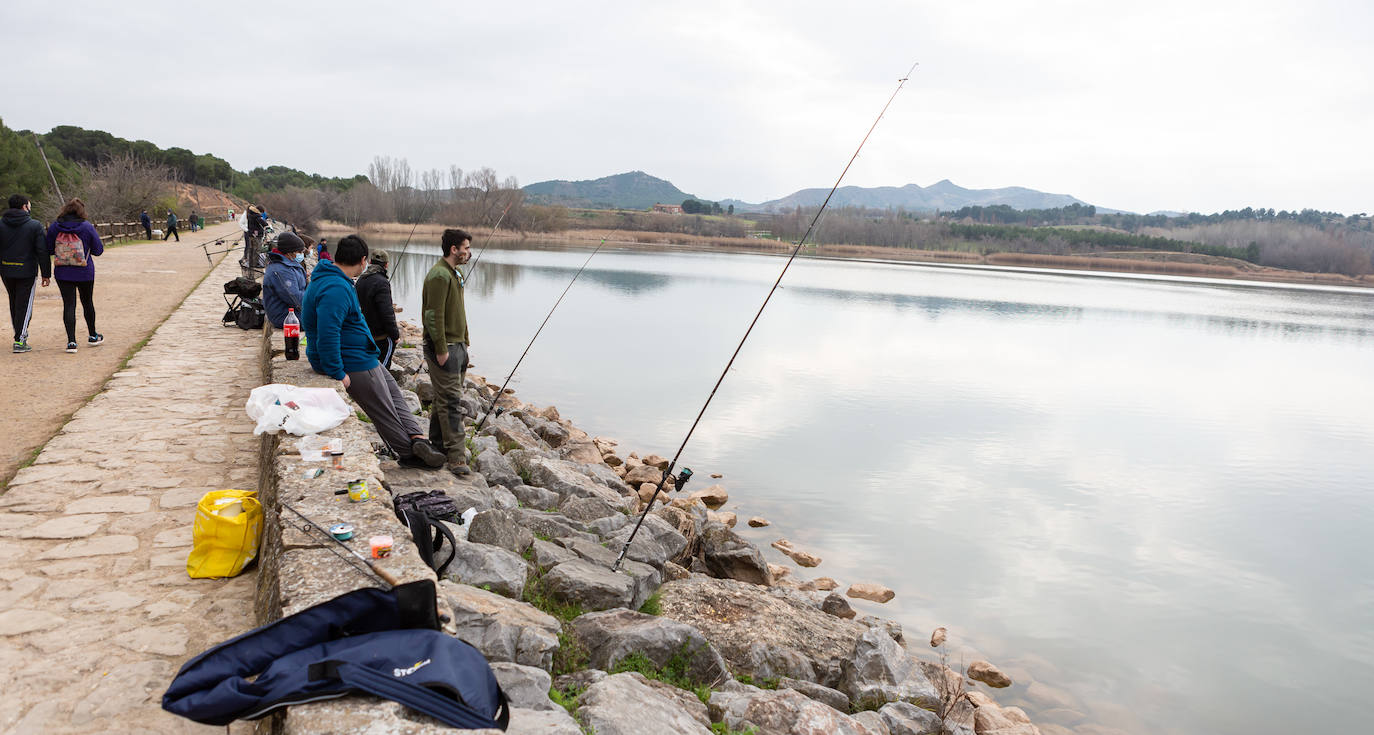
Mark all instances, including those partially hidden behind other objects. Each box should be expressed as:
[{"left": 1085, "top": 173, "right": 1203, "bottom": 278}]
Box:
[{"left": 258, "top": 320, "right": 1043, "bottom": 735}]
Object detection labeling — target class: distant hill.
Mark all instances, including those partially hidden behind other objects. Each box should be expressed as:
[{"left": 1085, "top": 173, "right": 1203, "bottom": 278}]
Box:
[
  {"left": 723, "top": 179, "right": 1101, "bottom": 213},
  {"left": 522, "top": 171, "right": 697, "bottom": 210}
]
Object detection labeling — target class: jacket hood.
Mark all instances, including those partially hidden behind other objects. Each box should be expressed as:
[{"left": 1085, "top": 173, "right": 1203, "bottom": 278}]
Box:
[
  {"left": 359, "top": 263, "right": 389, "bottom": 280},
  {"left": 267, "top": 250, "right": 307, "bottom": 271},
  {"left": 311, "top": 258, "right": 354, "bottom": 285},
  {"left": 53, "top": 218, "right": 88, "bottom": 232},
  {"left": 2, "top": 208, "right": 31, "bottom": 227}
]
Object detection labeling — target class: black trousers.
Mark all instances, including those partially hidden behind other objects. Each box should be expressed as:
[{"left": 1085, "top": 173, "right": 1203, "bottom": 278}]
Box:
[
  {"left": 142, "top": 223, "right": 152, "bottom": 239},
  {"left": 2, "top": 275, "right": 36, "bottom": 343},
  {"left": 56, "top": 279, "right": 96, "bottom": 342},
  {"left": 163, "top": 224, "right": 179, "bottom": 241}
]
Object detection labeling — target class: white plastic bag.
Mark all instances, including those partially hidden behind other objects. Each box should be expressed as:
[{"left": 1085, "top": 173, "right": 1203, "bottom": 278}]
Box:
[{"left": 246, "top": 384, "right": 351, "bottom": 436}]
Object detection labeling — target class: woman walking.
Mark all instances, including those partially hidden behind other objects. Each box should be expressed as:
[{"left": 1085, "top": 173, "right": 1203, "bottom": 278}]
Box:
[{"left": 45, "top": 198, "right": 104, "bottom": 353}]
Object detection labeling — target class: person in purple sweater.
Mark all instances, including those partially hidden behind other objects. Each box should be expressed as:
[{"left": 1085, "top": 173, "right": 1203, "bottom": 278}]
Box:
[{"left": 45, "top": 198, "right": 104, "bottom": 353}]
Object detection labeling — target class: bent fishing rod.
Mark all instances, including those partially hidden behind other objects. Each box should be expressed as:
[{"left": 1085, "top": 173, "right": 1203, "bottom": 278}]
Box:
[
  {"left": 281, "top": 502, "right": 399, "bottom": 588},
  {"left": 469, "top": 218, "right": 630, "bottom": 437},
  {"left": 612, "top": 61, "right": 919, "bottom": 571}
]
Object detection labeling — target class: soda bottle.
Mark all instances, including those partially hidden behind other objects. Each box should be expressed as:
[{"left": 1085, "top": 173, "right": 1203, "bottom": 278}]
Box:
[{"left": 283, "top": 308, "right": 301, "bottom": 361}]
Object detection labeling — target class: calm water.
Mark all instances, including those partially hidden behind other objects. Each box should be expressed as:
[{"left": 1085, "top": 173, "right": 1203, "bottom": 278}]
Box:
[{"left": 374, "top": 237, "right": 1373, "bottom": 734}]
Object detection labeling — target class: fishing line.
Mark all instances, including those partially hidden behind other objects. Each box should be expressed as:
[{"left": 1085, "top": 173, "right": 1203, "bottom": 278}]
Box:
[
  {"left": 463, "top": 198, "right": 517, "bottom": 285},
  {"left": 613, "top": 61, "right": 919, "bottom": 570},
  {"left": 281, "top": 502, "right": 397, "bottom": 588},
  {"left": 470, "top": 217, "right": 630, "bottom": 437}
]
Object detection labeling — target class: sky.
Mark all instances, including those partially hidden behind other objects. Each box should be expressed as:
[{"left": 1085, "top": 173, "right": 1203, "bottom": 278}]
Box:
[{"left": 6, "top": 0, "right": 1371, "bottom": 215}]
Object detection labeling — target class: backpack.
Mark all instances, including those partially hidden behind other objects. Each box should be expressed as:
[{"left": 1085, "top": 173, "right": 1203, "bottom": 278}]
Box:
[
  {"left": 233, "top": 298, "right": 266, "bottom": 330},
  {"left": 54, "top": 231, "right": 87, "bottom": 267},
  {"left": 394, "top": 490, "right": 461, "bottom": 576},
  {"left": 162, "top": 580, "right": 510, "bottom": 730}
]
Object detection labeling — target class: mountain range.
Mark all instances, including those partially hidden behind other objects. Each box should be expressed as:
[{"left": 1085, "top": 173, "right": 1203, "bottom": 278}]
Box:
[{"left": 522, "top": 172, "right": 1107, "bottom": 214}]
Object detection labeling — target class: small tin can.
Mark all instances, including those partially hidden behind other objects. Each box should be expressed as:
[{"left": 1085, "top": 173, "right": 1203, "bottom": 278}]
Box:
[
  {"left": 347, "top": 479, "right": 369, "bottom": 502},
  {"left": 329, "top": 522, "right": 354, "bottom": 541},
  {"left": 370, "top": 535, "right": 393, "bottom": 559}
]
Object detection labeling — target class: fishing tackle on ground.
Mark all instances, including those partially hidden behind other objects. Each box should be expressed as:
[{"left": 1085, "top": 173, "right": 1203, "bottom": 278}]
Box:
[
  {"left": 612, "top": 61, "right": 919, "bottom": 571},
  {"left": 280, "top": 501, "right": 398, "bottom": 588}
]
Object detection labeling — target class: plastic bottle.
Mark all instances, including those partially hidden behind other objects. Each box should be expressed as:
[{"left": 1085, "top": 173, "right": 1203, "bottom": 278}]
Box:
[{"left": 283, "top": 309, "right": 300, "bottom": 361}]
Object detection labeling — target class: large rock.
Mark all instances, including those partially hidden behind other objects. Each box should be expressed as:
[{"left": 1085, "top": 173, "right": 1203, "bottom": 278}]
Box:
[
  {"left": 570, "top": 609, "right": 730, "bottom": 685},
  {"left": 604, "top": 514, "right": 688, "bottom": 568},
  {"left": 585, "top": 513, "right": 631, "bottom": 538},
  {"left": 555, "top": 536, "right": 619, "bottom": 567},
  {"left": 514, "top": 509, "right": 596, "bottom": 543},
  {"left": 853, "top": 710, "right": 893, "bottom": 735},
  {"left": 657, "top": 577, "right": 869, "bottom": 690},
  {"left": 388, "top": 347, "right": 424, "bottom": 376},
  {"left": 967, "top": 660, "right": 1012, "bottom": 688},
  {"left": 481, "top": 413, "right": 547, "bottom": 453},
  {"left": 823, "top": 592, "right": 858, "bottom": 619},
  {"left": 773, "top": 538, "right": 823, "bottom": 568},
  {"left": 653, "top": 505, "right": 702, "bottom": 565},
  {"left": 559, "top": 494, "right": 624, "bottom": 523},
  {"left": 709, "top": 685, "right": 880, "bottom": 735},
  {"left": 779, "top": 677, "right": 852, "bottom": 713},
  {"left": 840, "top": 629, "right": 939, "bottom": 711},
  {"left": 690, "top": 484, "right": 728, "bottom": 509},
  {"left": 442, "top": 542, "right": 530, "bottom": 599},
  {"left": 412, "top": 373, "right": 434, "bottom": 402},
  {"left": 848, "top": 582, "right": 895, "bottom": 604},
  {"left": 879, "top": 701, "right": 943, "bottom": 735},
  {"left": 967, "top": 691, "right": 1037, "bottom": 735},
  {"left": 524, "top": 455, "right": 633, "bottom": 510},
  {"left": 558, "top": 440, "right": 601, "bottom": 464},
  {"left": 542, "top": 559, "right": 635, "bottom": 611},
  {"left": 623, "top": 464, "right": 664, "bottom": 486},
  {"left": 517, "top": 412, "right": 570, "bottom": 448},
  {"left": 473, "top": 436, "right": 523, "bottom": 488},
  {"left": 573, "top": 460, "right": 633, "bottom": 496},
  {"left": 509, "top": 483, "right": 560, "bottom": 511},
  {"left": 549, "top": 538, "right": 660, "bottom": 609},
  {"left": 399, "top": 388, "right": 422, "bottom": 415},
  {"left": 468, "top": 509, "right": 535, "bottom": 554},
  {"left": 699, "top": 521, "right": 772, "bottom": 586},
  {"left": 491, "top": 662, "right": 557, "bottom": 711},
  {"left": 528, "top": 538, "right": 579, "bottom": 573},
  {"left": 505, "top": 707, "right": 583, "bottom": 735},
  {"left": 577, "top": 673, "right": 712, "bottom": 735},
  {"left": 441, "top": 581, "right": 560, "bottom": 670}
]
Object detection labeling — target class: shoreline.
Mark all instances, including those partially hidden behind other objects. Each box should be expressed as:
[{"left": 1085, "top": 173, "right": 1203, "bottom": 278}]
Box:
[{"left": 319, "top": 220, "right": 1374, "bottom": 291}]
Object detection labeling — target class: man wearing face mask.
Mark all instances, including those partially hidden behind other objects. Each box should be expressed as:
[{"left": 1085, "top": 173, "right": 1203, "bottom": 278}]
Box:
[{"left": 262, "top": 231, "right": 308, "bottom": 328}]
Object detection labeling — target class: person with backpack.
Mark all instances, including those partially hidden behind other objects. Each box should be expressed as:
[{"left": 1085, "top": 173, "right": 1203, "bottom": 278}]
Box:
[
  {"left": 355, "top": 248, "right": 401, "bottom": 368},
  {"left": 301, "top": 234, "right": 446, "bottom": 470},
  {"left": 163, "top": 210, "right": 180, "bottom": 241},
  {"left": 1, "top": 194, "right": 51, "bottom": 353},
  {"left": 44, "top": 198, "right": 104, "bottom": 353},
  {"left": 262, "top": 232, "right": 309, "bottom": 328},
  {"left": 139, "top": 210, "right": 152, "bottom": 240}
]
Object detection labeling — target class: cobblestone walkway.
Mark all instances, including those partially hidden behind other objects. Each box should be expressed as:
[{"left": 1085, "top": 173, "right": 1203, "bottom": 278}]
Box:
[{"left": 0, "top": 249, "right": 260, "bottom": 734}]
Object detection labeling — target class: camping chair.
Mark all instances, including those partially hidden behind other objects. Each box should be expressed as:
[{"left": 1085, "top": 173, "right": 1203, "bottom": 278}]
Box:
[{"left": 222, "top": 277, "right": 265, "bottom": 329}]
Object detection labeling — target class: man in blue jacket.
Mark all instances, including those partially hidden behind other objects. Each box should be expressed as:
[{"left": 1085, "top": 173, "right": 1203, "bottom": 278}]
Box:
[
  {"left": 261, "top": 232, "right": 308, "bottom": 328},
  {"left": 139, "top": 210, "right": 152, "bottom": 240},
  {"left": 301, "top": 234, "right": 445, "bottom": 469},
  {"left": 0, "top": 194, "right": 51, "bottom": 352}
]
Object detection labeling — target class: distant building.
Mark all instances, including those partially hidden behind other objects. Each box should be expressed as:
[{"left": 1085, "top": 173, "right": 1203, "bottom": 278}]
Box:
[{"left": 652, "top": 203, "right": 684, "bottom": 215}]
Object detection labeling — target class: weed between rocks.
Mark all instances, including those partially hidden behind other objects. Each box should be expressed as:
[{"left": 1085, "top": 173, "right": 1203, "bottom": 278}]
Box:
[
  {"left": 609, "top": 647, "right": 713, "bottom": 704},
  {"left": 637, "top": 592, "right": 662, "bottom": 616},
  {"left": 355, "top": 410, "right": 371, "bottom": 424},
  {"left": 733, "top": 673, "right": 779, "bottom": 689},
  {"left": 710, "top": 723, "right": 758, "bottom": 735}
]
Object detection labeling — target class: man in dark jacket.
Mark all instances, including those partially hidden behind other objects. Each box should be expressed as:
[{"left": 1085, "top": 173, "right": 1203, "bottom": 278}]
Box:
[
  {"left": 301, "top": 234, "right": 445, "bottom": 469},
  {"left": 139, "top": 210, "right": 152, "bottom": 240},
  {"left": 355, "top": 248, "right": 401, "bottom": 368},
  {"left": 163, "top": 210, "right": 180, "bottom": 241},
  {"left": 243, "top": 205, "right": 267, "bottom": 267},
  {"left": 261, "top": 232, "right": 308, "bottom": 328},
  {"left": 0, "top": 194, "right": 51, "bottom": 352}
]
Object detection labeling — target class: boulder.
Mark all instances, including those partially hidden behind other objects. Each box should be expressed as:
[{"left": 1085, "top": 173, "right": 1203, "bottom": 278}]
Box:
[
  {"left": 505, "top": 707, "right": 583, "bottom": 734},
  {"left": 592, "top": 436, "right": 618, "bottom": 454},
  {"left": 524, "top": 455, "right": 632, "bottom": 510},
  {"left": 542, "top": 559, "right": 635, "bottom": 611},
  {"left": 968, "top": 691, "right": 1037, "bottom": 735},
  {"left": 491, "top": 662, "right": 558, "bottom": 711},
  {"left": 967, "top": 660, "right": 1012, "bottom": 689},
  {"left": 773, "top": 538, "right": 823, "bottom": 568},
  {"left": 656, "top": 577, "right": 869, "bottom": 690},
  {"left": 574, "top": 461, "right": 634, "bottom": 496},
  {"left": 929, "top": 627, "right": 947, "bottom": 648},
  {"left": 442, "top": 542, "right": 530, "bottom": 599},
  {"left": 481, "top": 413, "right": 547, "bottom": 453},
  {"left": 743, "top": 641, "right": 820, "bottom": 682},
  {"left": 585, "top": 513, "right": 630, "bottom": 538},
  {"left": 399, "top": 388, "right": 422, "bottom": 415},
  {"left": 641, "top": 454, "right": 670, "bottom": 470},
  {"left": 690, "top": 484, "right": 728, "bottom": 509},
  {"left": 558, "top": 440, "right": 602, "bottom": 464},
  {"left": 577, "top": 673, "right": 712, "bottom": 734},
  {"left": 778, "top": 677, "right": 851, "bottom": 713},
  {"left": 823, "top": 592, "right": 858, "bottom": 620},
  {"left": 389, "top": 347, "right": 424, "bottom": 376},
  {"left": 441, "top": 580, "right": 560, "bottom": 670},
  {"left": 840, "top": 629, "right": 939, "bottom": 710},
  {"left": 570, "top": 609, "right": 730, "bottom": 685},
  {"left": 699, "top": 521, "right": 772, "bottom": 586},
  {"left": 602, "top": 454, "right": 623, "bottom": 467},
  {"left": 879, "top": 701, "right": 943, "bottom": 735},
  {"left": 604, "top": 513, "right": 688, "bottom": 568},
  {"left": 862, "top": 617, "right": 905, "bottom": 645},
  {"left": 559, "top": 494, "right": 624, "bottom": 523},
  {"left": 662, "top": 560, "right": 690, "bottom": 581},
  {"left": 853, "top": 710, "right": 893, "bottom": 735},
  {"left": 637, "top": 484, "right": 659, "bottom": 503},
  {"left": 468, "top": 509, "right": 535, "bottom": 554},
  {"left": 513, "top": 509, "right": 595, "bottom": 543},
  {"left": 509, "top": 483, "right": 560, "bottom": 511},
  {"left": 847, "top": 582, "right": 895, "bottom": 604},
  {"left": 800, "top": 577, "right": 840, "bottom": 592},
  {"left": 623, "top": 464, "right": 663, "bottom": 486},
  {"left": 412, "top": 373, "right": 434, "bottom": 403},
  {"left": 473, "top": 436, "right": 523, "bottom": 488},
  {"left": 747, "top": 516, "right": 771, "bottom": 528},
  {"left": 709, "top": 685, "right": 880, "bottom": 735},
  {"left": 555, "top": 537, "right": 619, "bottom": 567},
  {"left": 518, "top": 413, "right": 570, "bottom": 448},
  {"left": 768, "top": 564, "right": 792, "bottom": 581},
  {"left": 528, "top": 538, "right": 579, "bottom": 573},
  {"left": 707, "top": 510, "right": 737, "bottom": 528},
  {"left": 654, "top": 505, "right": 702, "bottom": 565}
]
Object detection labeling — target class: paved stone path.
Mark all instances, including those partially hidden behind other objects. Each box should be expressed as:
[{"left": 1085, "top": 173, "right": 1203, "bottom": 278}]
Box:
[{"left": 0, "top": 247, "right": 260, "bottom": 734}]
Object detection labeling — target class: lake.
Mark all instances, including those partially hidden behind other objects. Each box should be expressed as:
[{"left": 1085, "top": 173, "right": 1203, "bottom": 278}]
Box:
[{"left": 370, "top": 236, "right": 1374, "bottom": 734}]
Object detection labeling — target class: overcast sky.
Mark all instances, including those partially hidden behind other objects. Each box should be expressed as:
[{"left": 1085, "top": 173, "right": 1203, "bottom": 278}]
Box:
[{"left": 7, "top": 1, "right": 1371, "bottom": 214}]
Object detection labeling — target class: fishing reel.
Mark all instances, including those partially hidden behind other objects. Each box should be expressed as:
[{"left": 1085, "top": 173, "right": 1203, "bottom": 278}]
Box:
[{"left": 673, "top": 467, "right": 693, "bottom": 493}]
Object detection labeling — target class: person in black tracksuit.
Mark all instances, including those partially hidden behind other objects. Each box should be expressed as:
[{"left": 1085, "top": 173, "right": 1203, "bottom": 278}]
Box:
[
  {"left": 0, "top": 194, "right": 52, "bottom": 352},
  {"left": 354, "top": 248, "right": 401, "bottom": 368}
]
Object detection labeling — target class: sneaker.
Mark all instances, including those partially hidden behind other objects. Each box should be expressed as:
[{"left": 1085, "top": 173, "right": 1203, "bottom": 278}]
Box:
[
  {"left": 65, "top": 341, "right": 78, "bottom": 353},
  {"left": 12, "top": 341, "right": 30, "bottom": 353},
  {"left": 396, "top": 455, "right": 431, "bottom": 469},
  {"left": 87, "top": 333, "right": 104, "bottom": 346},
  {"left": 447, "top": 462, "right": 472, "bottom": 477},
  {"left": 409, "top": 438, "right": 447, "bottom": 468}
]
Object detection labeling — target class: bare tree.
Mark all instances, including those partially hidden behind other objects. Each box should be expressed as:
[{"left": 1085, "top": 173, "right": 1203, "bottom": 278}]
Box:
[
  {"left": 330, "top": 182, "right": 392, "bottom": 228},
  {"left": 76, "top": 154, "right": 175, "bottom": 222},
  {"left": 261, "top": 186, "right": 326, "bottom": 235}
]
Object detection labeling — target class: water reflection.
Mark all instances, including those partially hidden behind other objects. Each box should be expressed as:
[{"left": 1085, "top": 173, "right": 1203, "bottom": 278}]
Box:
[{"left": 362, "top": 236, "right": 1374, "bottom": 735}]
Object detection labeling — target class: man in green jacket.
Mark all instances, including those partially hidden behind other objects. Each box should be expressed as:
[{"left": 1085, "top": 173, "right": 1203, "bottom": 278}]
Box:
[{"left": 422, "top": 228, "right": 472, "bottom": 475}]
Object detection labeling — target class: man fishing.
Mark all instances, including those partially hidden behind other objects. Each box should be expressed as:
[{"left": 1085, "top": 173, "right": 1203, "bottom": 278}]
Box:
[{"left": 422, "top": 228, "right": 472, "bottom": 476}]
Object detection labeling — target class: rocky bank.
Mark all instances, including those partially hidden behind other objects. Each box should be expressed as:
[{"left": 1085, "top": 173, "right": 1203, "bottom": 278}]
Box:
[{"left": 257, "top": 320, "right": 1041, "bottom": 735}]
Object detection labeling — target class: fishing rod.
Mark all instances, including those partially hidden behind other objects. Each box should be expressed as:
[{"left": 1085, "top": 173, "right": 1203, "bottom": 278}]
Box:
[
  {"left": 281, "top": 502, "right": 398, "bottom": 588},
  {"left": 613, "top": 61, "right": 919, "bottom": 571},
  {"left": 463, "top": 198, "right": 517, "bottom": 283},
  {"left": 32, "top": 134, "right": 66, "bottom": 203},
  {"left": 470, "top": 218, "right": 629, "bottom": 437}
]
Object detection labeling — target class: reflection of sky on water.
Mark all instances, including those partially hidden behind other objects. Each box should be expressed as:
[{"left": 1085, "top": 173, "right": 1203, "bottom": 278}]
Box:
[{"left": 371, "top": 237, "right": 1374, "bottom": 735}]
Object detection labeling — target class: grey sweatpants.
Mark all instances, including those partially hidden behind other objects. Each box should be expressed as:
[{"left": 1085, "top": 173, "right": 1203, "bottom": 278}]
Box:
[
  {"left": 425, "top": 341, "right": 468, "bottom": 464},
  {"left": 346, "top": 364, "right": 423, "bottom": 459}
]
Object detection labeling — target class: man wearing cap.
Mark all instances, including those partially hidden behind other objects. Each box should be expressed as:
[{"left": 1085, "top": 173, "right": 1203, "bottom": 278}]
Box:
[
  {"left": 422, "top": 228, "right": 473, "bottom": 475},
  {"left": 355, "top": 248, "right": 401, "bottom": 368},
  {"left": 262, "top": 232, "right": 308, "bottom": 328}
]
